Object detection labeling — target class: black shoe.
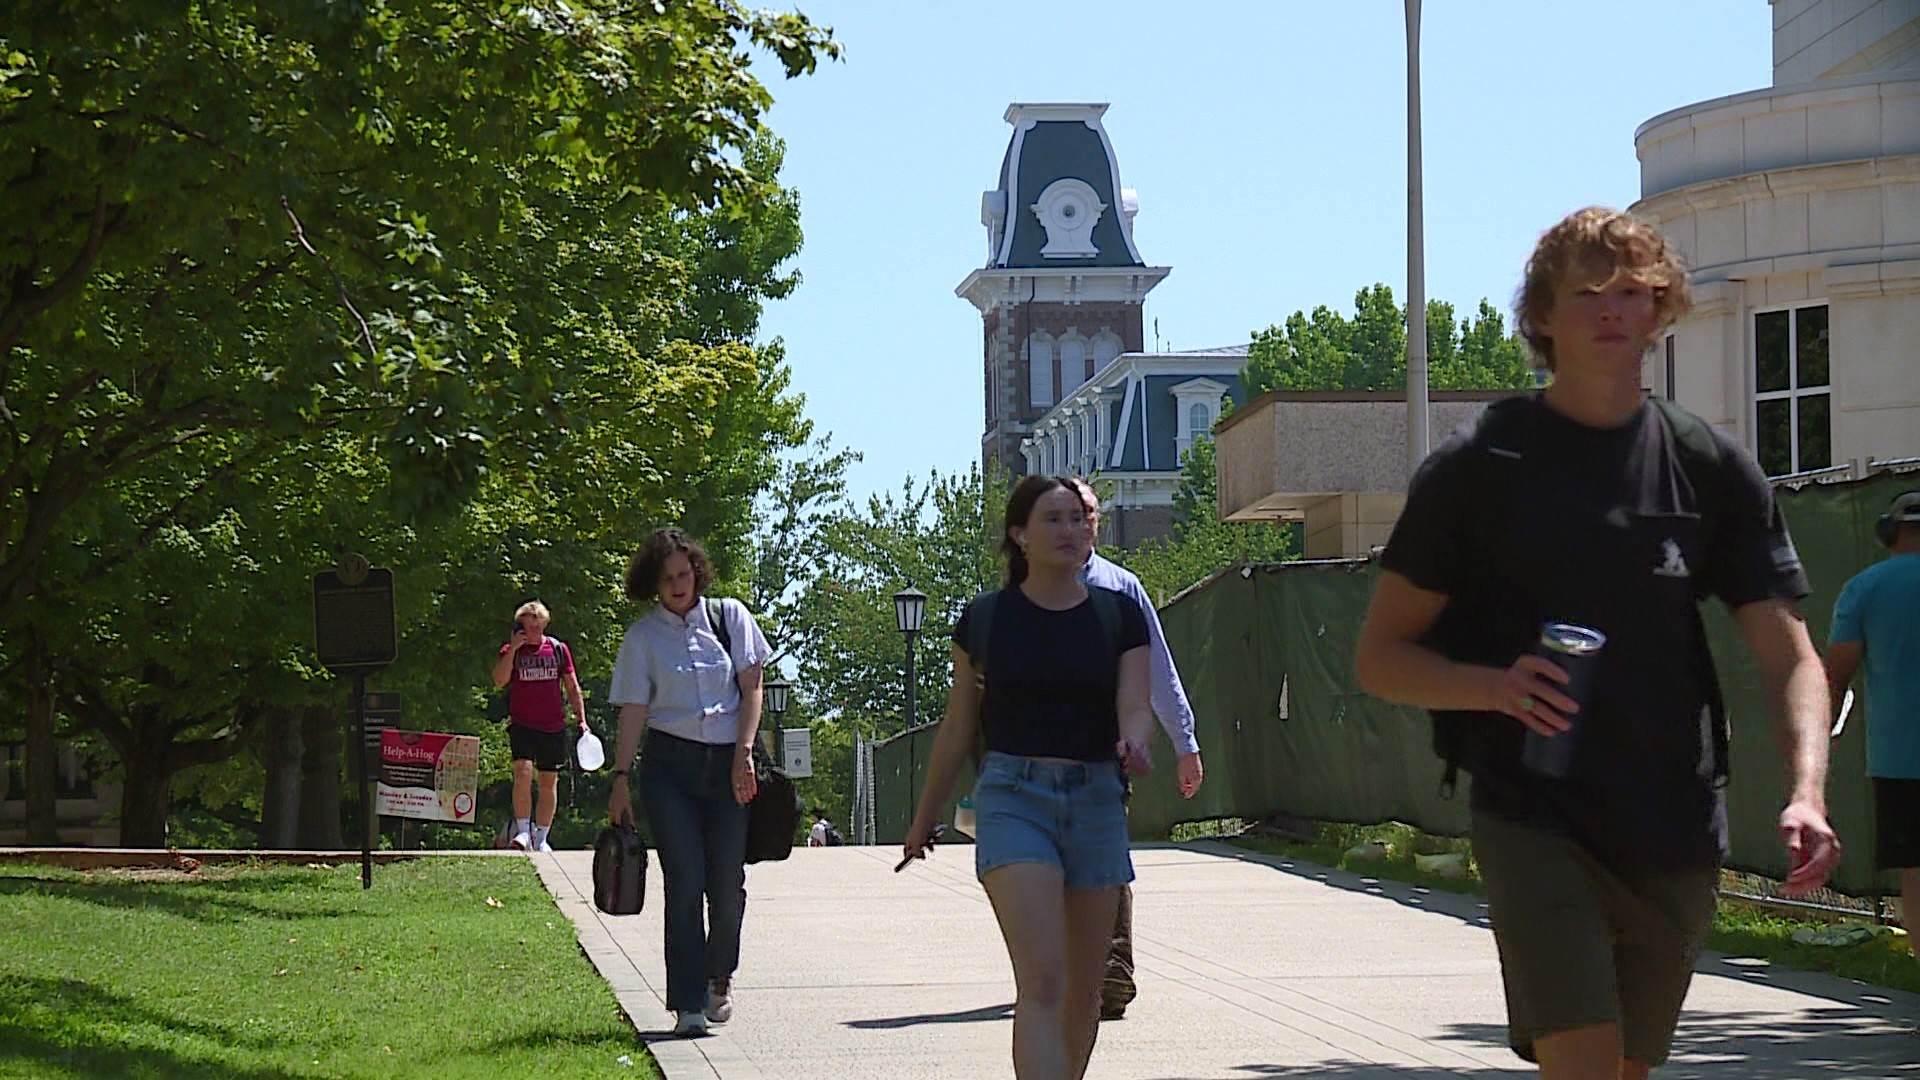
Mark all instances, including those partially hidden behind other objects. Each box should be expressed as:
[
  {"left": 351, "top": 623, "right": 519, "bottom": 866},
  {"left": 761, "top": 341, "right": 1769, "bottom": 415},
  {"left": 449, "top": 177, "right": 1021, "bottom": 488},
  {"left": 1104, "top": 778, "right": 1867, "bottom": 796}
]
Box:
[{"left": 1099, "top": 1003, "right": 1127, "bottom": 1021}]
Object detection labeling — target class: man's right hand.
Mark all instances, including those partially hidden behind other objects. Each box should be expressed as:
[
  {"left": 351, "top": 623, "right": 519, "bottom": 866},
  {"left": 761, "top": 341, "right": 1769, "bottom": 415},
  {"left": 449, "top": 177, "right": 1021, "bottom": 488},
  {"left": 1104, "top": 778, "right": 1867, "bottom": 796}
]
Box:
[
  {"left": 1490, "top": 655, "right": 1578, "bottom": 736},
  {"left": 608, "top": 776, "right": 633, "bottom": 826},
  {"left": 509, "top": 628, "right": 528, "bottom": 650}
]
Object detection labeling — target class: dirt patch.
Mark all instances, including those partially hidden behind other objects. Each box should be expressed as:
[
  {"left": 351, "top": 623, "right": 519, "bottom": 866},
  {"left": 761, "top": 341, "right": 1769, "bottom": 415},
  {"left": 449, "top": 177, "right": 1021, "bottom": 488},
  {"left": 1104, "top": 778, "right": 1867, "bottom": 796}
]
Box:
[{"left": 93, "top": 866, "right": 213, "bottom": 883}]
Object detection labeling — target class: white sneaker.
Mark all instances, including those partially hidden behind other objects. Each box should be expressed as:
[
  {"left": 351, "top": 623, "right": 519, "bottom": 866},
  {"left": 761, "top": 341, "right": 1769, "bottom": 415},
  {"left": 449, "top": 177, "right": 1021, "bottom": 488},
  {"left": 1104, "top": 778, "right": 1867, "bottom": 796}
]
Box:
[
  {"left": 508, "top": 831, "right": 531, "bottom": 851},
  {"left": 672, "top": 1010, "right": 708, "bottom": 1037},
  {"left": 536, "top": 839, "right": 554, "bottom": 853},
  {"left": 704, "top": 978, "right": 733, "bottom": 1024}
]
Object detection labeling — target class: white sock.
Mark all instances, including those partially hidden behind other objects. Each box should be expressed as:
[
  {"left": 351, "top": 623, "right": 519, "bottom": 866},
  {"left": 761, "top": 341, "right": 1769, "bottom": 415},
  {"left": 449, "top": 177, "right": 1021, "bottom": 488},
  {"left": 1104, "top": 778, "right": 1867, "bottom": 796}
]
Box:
[
  {"left": 532, "top": 825, "right": 550, "bottom": 847},
  {"left": 515, "top": 817, "right": 532, "bottom": 837}
]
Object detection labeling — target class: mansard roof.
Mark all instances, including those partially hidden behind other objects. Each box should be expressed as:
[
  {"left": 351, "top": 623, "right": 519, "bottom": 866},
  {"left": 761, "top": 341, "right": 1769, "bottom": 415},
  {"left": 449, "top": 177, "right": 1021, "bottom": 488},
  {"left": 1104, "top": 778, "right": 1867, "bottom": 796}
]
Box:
[{"left": 979, "top": 103, "right": 1145, "bottom": 271}]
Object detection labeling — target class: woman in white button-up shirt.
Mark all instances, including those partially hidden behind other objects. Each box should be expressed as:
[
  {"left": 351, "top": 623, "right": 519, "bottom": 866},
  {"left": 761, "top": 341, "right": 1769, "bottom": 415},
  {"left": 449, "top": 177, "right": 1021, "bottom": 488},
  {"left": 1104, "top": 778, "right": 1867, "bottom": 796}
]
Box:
[{"left": 607, "top": 528, "right": 771, "bottom": 1038}]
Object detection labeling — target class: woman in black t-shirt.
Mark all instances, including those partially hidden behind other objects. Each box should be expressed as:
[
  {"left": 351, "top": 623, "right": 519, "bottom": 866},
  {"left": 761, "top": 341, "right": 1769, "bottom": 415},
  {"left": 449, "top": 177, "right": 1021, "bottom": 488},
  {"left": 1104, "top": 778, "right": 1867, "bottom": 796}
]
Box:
[{"left": 904, "top": 474, "right": 1154, "bottom": 1080}]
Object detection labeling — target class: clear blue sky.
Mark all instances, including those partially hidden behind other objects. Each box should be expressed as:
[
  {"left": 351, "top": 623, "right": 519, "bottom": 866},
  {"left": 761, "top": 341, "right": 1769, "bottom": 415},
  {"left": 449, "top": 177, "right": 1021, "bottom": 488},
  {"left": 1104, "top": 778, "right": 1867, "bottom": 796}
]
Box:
[{"left": 753, "top": 1, "right": 1774, "bottom": 501}]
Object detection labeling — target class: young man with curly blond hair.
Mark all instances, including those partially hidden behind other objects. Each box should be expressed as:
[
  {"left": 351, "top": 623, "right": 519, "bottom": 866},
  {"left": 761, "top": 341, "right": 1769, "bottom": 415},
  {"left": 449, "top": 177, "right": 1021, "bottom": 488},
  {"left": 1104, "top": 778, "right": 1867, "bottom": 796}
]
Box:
[{"left": 1356, "top": 207, "right": 1842, "bottom": 1078}]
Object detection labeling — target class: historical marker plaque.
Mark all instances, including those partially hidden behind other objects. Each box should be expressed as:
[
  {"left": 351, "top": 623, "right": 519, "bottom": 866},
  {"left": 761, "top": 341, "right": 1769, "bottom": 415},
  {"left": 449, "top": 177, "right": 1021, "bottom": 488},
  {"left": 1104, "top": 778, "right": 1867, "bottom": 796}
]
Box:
[{"left": 313, "top": 567, "right": 397, "bottom": 670}]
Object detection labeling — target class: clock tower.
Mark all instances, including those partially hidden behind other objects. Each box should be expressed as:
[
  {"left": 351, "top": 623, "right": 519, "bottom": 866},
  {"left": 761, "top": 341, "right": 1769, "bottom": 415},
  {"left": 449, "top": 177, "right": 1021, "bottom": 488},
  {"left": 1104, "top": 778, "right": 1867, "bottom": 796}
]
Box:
[{"left": 956, "top": 103, "right": 1170, "bottom": 477}]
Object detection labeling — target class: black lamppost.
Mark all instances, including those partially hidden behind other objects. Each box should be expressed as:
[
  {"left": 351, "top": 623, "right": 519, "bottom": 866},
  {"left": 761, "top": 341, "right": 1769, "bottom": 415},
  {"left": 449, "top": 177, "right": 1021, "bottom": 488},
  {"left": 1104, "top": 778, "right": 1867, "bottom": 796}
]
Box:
[
  {"left": 893, "top": 585, "right": 927, "bottom": 825},
  {"left": 763, "top": 675, "right": 790, "bottom": 761}
]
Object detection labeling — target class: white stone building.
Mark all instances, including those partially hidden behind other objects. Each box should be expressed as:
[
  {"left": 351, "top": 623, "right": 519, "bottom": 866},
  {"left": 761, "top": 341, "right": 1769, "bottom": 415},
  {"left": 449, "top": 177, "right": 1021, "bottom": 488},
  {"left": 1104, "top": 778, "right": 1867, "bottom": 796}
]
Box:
[{"left": 1631, "top": 0, "right": 1920, "bottom": 478}]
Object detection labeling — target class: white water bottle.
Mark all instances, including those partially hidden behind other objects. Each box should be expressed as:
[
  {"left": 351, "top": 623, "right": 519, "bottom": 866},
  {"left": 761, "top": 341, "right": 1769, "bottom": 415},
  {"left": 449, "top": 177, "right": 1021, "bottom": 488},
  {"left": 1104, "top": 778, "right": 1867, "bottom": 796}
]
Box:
[{"left": 575, "top": 731, "right": 606, "bottom": 772}]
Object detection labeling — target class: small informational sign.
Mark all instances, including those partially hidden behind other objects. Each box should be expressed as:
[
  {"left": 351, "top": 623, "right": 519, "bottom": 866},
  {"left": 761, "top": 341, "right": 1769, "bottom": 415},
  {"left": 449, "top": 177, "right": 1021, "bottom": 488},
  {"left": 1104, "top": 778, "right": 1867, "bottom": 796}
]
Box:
[
  {"left": 780, "top": 728, "right": 813, "bottom": 779},
  {"left": 362, "top": 692, "right": 401, "bottom": 765},
  {"left": 375, "top": 730, "right": 480, "bottom": 823}
]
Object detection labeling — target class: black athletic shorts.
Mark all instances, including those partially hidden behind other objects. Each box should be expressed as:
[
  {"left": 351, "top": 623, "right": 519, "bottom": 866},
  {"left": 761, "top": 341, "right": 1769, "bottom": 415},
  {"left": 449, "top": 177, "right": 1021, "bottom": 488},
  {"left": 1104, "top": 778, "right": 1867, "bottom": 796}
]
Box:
[
  {"left": 1874, "top": 778, "right": 1920, "bottom": 870},
  {"left": 509, "top": 724, "right": 568, "bottom": 772}
]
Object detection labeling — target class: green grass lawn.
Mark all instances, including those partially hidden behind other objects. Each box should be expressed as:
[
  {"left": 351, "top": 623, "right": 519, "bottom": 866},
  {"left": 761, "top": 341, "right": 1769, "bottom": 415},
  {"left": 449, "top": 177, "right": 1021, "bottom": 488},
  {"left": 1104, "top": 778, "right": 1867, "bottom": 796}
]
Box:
[
  {"left": 0, "top": 857, "right": 660, "bottom": 1079},
  {"left": 1227, "top": 826, "right": 1919, "bottom": 996}
]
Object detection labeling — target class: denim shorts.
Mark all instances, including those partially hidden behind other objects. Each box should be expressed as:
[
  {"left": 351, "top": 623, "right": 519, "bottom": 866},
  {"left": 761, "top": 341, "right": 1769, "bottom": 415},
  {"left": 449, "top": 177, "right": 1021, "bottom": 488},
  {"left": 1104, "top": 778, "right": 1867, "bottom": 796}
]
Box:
[{"left": 973, "top": 751, "right": 1134, "bottom": 889}]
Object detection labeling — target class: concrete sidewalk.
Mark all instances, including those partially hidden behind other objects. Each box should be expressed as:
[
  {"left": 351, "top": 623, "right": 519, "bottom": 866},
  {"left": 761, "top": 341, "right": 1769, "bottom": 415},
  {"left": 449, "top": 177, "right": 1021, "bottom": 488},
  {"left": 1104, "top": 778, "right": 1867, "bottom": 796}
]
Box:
[{"left": 534, "top": 841, "right": 1918, "bottom": 1079}]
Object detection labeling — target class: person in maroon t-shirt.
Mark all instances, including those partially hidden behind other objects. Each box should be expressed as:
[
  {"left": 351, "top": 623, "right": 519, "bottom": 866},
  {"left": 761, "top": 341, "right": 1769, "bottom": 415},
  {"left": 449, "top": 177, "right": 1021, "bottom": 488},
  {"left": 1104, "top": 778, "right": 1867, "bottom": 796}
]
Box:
[{"left": 491, "top": 600, "right": 589, "bottom": 851}]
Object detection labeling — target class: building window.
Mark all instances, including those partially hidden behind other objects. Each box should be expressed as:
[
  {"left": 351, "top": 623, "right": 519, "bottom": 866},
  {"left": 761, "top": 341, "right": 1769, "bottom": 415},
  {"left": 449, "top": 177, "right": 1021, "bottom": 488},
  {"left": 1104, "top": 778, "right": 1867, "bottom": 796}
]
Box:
[
  {"left": 1058, "top": 337, "right": 1087, "bottom": 395},
  {"left": 1092, "top": 333, "right": 1122, "bottom": 372},
  {"left": 1028, "top": 333, "right": 1055, "bottom": 408},
  {"left": 1753, "top": 305, "right": 1830, "bottom": 477},
  {"left": 1188, "top": 402, "right": 1211, "bottom": 441},
  {"left": 1663, "top": 334, "right": 1676, "bottom": 402}
]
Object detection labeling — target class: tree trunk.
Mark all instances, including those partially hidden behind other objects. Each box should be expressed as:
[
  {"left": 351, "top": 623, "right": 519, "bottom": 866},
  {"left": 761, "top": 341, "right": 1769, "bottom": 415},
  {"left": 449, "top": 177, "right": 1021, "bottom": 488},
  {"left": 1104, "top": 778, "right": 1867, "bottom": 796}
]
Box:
[
  {"left": 259, "top": 706, "right": 304, "bottom": 849},
  {"left": 23, "top": 641, "right": 59, "bottom": 845},
  {"left": 296, "top": 705, "right": 343, "bottom": 849},
  {"left": 116, "top": 728, "right": 174, "bottom": 849}
]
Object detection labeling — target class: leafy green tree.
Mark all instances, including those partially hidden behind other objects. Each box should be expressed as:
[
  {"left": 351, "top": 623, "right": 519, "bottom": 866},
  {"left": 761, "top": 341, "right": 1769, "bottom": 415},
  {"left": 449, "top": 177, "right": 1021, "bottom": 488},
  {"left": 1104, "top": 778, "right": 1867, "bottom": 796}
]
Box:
[
  {"left": 0, "top": 2, "right": 839, "bottom": 630},
  {"left": 1244, "top": 286, "right": 1532, "bottom": 394},
  {"left": 1112, "top": 434, "right": 1296, "bottom": 605},
  {"left": 783, "top": 466, "right": 1004, "bottom": 743},
  {"left": 10, "top": 128, "right": 829, "bottom": 846}
]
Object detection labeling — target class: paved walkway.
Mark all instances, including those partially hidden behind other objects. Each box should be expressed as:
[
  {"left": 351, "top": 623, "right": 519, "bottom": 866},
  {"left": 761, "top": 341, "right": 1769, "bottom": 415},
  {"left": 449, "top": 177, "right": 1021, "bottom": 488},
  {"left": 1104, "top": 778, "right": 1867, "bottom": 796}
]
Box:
[{"left": 534, "top": 842, "right": 1918, "bottom": 1079}]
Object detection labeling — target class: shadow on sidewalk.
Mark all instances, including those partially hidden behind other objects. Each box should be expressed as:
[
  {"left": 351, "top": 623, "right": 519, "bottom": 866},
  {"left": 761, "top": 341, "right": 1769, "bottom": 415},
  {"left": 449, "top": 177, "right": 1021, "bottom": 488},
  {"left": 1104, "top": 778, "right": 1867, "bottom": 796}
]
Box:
[
  {"left": 1202, "top": 1005, "right": 1920, "bottom": 1078},
  {"left": 1197, "top": 841, "right": 1916, "bottom": 1017},
  {"left": 1191, "top": 841, "right": 1492, "bottom": 931},
  {"left": 843, "top": 1002, "right": 1014, "bottom": 1030}
]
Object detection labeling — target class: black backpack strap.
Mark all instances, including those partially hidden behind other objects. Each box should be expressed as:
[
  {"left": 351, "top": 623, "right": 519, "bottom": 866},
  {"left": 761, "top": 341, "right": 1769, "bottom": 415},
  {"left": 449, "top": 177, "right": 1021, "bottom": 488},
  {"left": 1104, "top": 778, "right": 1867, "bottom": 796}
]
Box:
[
  {"left": 963, "top": 591, "right": 999, "bottom": 769},
  {"left": 1087, "top": 586, "right": 1123, "bottom": 658},
  {"left": 705, "top": 597, "right": 734, "bottom": 660},
  {"left": 1650, "top": 398, "right": 1734, "bottom": 782},
  {"left": 963, "top": 591, "right": 996, "bottom": 679},
  {"left": 1432, "top": 395, "right": 1540, "bottom": 798}
]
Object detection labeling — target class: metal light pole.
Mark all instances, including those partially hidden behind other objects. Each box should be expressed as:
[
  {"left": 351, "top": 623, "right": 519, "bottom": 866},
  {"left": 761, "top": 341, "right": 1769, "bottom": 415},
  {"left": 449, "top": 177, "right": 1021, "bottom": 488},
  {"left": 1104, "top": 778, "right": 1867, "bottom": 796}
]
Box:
[
  {"left": 763, "top": 676, "right": 789, "bottom": 761},
  {"left": 1406, "top": 0, "right": 1430, "bottom": 470},
  {"left": 893, "top": 585, "right": 927, "bottom": 828}
]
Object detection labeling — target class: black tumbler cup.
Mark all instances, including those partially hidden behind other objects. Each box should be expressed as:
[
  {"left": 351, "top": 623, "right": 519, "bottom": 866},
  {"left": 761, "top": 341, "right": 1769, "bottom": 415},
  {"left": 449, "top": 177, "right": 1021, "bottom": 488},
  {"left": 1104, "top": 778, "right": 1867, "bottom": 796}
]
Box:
[{"left": 1520, "top": 622, "right": 1607, "bottom": 779}]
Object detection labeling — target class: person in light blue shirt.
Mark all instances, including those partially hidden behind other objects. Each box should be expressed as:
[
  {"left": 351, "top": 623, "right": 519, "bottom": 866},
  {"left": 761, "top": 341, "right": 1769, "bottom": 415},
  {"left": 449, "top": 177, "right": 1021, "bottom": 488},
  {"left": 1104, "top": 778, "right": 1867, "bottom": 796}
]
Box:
[
  {"left": 607, "top": 527, "right": 773, "bottom": 1037},
  {"left": 1825, "top": 489, "right": 1920, "bottom": 956},
  {"left": 1068, "top": 478, "right": 1204, "bottom": 1020}
]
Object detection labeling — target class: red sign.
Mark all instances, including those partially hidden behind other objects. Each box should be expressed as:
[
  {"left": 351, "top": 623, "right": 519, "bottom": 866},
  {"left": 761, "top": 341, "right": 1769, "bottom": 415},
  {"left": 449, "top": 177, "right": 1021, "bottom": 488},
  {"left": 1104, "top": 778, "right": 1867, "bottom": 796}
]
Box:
[{"left": 376, "top": 730, "right": 480, "bottom": 822}]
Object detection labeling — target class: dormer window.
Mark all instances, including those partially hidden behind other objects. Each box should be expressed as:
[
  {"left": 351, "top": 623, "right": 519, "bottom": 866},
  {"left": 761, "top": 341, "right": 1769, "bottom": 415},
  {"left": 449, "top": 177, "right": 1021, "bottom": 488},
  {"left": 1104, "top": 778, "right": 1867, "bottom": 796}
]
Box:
[{"left": 1171, "top": 377, "right": 1230, "bottom": 462}]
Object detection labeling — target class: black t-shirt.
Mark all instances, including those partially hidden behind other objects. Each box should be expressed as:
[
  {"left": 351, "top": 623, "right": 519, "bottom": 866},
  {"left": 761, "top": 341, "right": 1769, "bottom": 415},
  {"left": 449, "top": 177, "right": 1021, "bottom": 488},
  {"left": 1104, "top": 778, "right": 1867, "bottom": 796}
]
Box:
[
  {"left": 1381, "top": 395, "right": 1809, "bottom": 871},
  {"left": 953, "top": 585, "right": 1150, "bottom": 762}
]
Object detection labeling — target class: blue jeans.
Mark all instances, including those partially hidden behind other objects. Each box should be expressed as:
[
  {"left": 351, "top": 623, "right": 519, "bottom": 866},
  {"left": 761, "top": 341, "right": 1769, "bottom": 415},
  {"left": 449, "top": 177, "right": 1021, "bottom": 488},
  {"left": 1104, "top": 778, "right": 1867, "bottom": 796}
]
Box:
[
  {"left": 641, "top": 728, "right": 749, "bottom": 1012},
  {"left": 973, "top": 751, "right": 1134, "bottom": 889}
]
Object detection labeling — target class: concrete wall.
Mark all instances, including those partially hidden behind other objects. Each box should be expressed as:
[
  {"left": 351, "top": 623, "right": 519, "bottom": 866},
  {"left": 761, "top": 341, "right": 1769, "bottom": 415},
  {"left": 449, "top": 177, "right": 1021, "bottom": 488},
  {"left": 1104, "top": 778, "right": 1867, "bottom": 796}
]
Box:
[
  {"left": 1301, "top": 493, "right": 1408, "bottom": 560},
  {"left": 1773, "top": 0, "right": 1920, "bottom": 86},
  {"left": 1215, "top": 392, "right": 1514, "bottom": 527}
]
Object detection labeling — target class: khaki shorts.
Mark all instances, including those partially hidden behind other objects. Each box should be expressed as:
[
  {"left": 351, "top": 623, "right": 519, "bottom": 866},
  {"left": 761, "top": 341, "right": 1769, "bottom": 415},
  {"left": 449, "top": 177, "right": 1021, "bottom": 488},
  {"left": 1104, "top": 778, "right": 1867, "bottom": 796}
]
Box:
[{"left": 1472, "top": 811, "right": 1718, "bottom": 1066}]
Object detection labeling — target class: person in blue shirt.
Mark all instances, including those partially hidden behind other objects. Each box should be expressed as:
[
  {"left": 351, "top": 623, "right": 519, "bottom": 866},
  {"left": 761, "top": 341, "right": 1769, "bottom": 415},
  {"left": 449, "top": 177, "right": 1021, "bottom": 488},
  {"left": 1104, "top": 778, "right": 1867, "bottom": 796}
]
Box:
[
  {"left": 1068, "top": 477, "right": 1204, "bottom": 1020},
  {"left": 607, "top": 527, "right": 774, "bottom": 1038},
  {"left": 1825, "top": 489, "right": 1920, "bottom": 954}
]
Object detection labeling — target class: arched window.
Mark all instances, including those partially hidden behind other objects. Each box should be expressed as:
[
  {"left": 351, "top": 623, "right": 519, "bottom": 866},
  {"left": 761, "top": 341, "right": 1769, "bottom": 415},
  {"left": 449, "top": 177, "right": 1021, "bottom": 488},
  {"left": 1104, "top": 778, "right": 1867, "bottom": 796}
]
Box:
[
  {"left": 1189, "top": 402, "right": 1211, "bottom": 440},
  {"left": 1058, "top": 337, "right": 1087, "bottom": 393},
  {"left": 1028, "top": 334, "right": 1055, "bottom": 408},
  {"left": 1092, "top": 333, "right": 1122, "bottom": 371}
]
